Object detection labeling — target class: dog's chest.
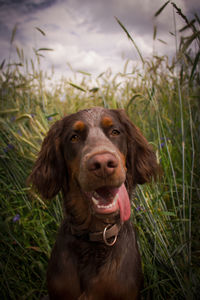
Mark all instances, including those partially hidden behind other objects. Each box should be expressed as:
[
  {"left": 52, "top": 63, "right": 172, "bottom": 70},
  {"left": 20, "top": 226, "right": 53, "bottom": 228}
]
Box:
[
  {"left": 77, "top": 242, "right": 114, "bottom": 273},
  {"left": 75, "top": 242, "right": 122, "bottom": 290}
]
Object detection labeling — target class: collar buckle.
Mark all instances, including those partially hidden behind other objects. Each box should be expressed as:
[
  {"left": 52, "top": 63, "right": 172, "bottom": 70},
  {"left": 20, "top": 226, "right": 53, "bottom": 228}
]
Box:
[
  {"left": 103, "top": 224, "right": 118, "bottom": 246},
  {"left": 89, "top": 223, "right": 121, "bottom": 246}
]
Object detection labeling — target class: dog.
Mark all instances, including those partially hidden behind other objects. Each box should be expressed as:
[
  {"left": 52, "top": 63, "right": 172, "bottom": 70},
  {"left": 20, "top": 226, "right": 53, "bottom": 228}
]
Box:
[{"left": 28, "top": 107, "right": 158, "bottom": 299}]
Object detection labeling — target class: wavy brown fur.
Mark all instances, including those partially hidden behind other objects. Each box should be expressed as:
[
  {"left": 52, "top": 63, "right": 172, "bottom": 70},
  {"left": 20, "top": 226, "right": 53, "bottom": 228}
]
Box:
[{"left": 28, "top": 107, "right": 159, "bottom": 300}]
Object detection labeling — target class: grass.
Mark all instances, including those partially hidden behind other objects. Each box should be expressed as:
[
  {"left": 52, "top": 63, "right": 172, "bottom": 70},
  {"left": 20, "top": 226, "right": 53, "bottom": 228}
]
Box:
[{"left": 0, "top": 2, "right": 200, "bottom": 299}]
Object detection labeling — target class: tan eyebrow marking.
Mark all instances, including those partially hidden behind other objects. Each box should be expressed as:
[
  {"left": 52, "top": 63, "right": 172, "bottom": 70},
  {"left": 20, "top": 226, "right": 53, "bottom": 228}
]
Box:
[
  {"left": 101, "top": 116, "right": 113, "bottom": 128},
  {"left": 73, "top": 121, "right": 85, "bottom": 131}
]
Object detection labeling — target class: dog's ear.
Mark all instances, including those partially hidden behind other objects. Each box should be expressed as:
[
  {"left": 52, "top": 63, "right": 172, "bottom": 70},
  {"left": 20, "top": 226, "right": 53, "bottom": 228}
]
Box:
[
  {"left": 113, "top": 110, "right": 159, "bottom": 189},
  {"left": 28, "top": 119, "right": 66, "bottom": 199}
]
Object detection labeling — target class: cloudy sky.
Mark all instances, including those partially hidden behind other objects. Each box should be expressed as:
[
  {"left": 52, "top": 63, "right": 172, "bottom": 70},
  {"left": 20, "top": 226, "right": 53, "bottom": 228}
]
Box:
[{"left": 0, "top": 0, "right": 199, "bottom": 80}]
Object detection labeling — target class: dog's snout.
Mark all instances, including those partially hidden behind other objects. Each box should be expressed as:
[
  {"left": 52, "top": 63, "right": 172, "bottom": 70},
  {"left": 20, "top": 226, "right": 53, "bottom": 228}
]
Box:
[{"left": 87, "top": 152, "right": 118, "bottom": 177}]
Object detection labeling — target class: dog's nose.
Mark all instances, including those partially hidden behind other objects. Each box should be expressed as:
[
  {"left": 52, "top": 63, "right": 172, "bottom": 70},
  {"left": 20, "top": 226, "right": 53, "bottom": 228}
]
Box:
[{"left": 87, "top": 153, "right": 118, "bottom": 177}]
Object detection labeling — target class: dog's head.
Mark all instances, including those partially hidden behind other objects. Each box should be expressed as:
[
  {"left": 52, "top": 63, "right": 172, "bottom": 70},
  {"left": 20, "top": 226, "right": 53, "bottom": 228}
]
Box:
[{"left": 28, "top": 107, "right": 158, "bottom": 223}]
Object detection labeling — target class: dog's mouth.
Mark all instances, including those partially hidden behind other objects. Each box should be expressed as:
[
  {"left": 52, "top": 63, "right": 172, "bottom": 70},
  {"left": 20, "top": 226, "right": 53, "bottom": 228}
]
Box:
[{"left": 86, "top": 184, "right": 131, "bottom": 222}]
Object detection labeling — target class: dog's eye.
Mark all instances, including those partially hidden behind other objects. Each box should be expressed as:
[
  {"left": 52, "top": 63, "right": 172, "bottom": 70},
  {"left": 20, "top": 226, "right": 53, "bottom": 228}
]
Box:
[
  {"left": 70, "top": 134, "right": 80, "bottom": 143},
  {"left": 111, "top": 129, "right": 120, "bottom": 136}
]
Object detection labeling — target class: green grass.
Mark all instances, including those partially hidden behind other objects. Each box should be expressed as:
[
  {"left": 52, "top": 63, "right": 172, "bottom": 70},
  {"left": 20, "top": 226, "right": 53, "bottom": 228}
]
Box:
[{"left": 0, "top": 3, "right": 200, "bottom": 299}]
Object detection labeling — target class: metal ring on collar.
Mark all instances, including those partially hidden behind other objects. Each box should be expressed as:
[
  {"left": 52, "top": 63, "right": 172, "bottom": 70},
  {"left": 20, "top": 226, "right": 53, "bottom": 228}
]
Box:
[{"left": 103, "top": 225, "right": 117, "bottom": 246}]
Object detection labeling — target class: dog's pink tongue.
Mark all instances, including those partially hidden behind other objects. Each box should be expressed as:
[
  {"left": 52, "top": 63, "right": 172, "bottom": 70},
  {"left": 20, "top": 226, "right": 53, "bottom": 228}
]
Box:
[{"left": 117, "top": 184, "right": 131, "bottom": 222}]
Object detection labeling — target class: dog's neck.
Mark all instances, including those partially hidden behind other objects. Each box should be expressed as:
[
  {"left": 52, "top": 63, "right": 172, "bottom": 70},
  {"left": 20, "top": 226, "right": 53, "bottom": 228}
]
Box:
[
  {"left": 62, "top": 178, "right": 124, "bottom": 246},
  {"left": 64, "top": 196, "right": 121, "bottom": 234},
  {"left": 62, "top": 192, "right": 122, "bottom": 246},
  {"left": 67, "top": 213, "right": 122, "bottom": 246}
]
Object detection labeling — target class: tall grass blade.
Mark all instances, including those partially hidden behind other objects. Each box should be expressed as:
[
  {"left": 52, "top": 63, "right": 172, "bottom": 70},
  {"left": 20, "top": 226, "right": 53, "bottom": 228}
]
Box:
[
  {"left": 35, "top": 27, "right": 46, "bottom": 36},
  {"left": 189, "top": 51, "right": 200, "bottom": 82},
  {"left": 10, "top": 24, "right": 17, "bottom": 44},
  {"left": 195, "top": 13, "right": 200, "bottom": 26},
  {"left": 172, "top": 2, "right": 200, "bottom": 41},
  {"left": 77, "top": 70, "right": 91, "bottom": 76},
  {"left": 68, "top": 82, "right": 86, "bottom": 92},
  {"left": 0, "top": 59, "right": 5, "bottom": 70},
  {"left": 37, "top": 48, "right": 54, "bottom": 52},
  {"left": 153, "top": 25, "right": 157, "bottom": 40},
  {"left": 179, "top": 19, "right": 196, "bottom": 33},
  {"left": 181, "top": 31, "right": 200, "bottom": 53},
  {"left": 126, "top": 94, "right": 143, "bottom": 110},
  {"left": 115, "top": 17, "right": 144, "bottom": 64},
  {"left": 154, "top": 1, "right": 170, "bottom": 17},
  {"left": 157, "top": 39, "right": 167, "bottom": 44}
]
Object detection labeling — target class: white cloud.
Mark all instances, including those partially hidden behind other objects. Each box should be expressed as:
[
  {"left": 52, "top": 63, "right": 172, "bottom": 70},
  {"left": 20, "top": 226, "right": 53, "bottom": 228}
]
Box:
[{"left": 0, "top": 0, "right": 196, "bottom": 81}]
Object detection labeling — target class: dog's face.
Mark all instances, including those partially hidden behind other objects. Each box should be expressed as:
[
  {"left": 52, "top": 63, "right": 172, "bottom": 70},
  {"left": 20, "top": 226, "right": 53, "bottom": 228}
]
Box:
[
  {"left": 62, "top": 108, "right": 129, "bottom": 220},
  {"left": 66, "top": 108, "right": 127, "bottom": 190},
  {"left": 29, "top": 107, "right": 158, "bottom": 223}
]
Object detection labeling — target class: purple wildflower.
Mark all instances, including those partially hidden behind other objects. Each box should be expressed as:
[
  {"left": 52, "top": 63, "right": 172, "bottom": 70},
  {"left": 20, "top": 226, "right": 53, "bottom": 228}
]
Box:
[
  {"left": 8, "top": 144, "right": 14, "bottom": 149},
  {"left": 13, "top": 214, "right": 20, "bottom": 222},
  {"left": 136, "top": 206, "right": 143, "bottom": 211},
  {"left": 10, "top": 116, "right": 16, "bottom": 122},
  {"left": 161, "top": 142, "right": 165, "bottom": 148},
  {"left": 3, "top": 147, "right": 8, "bottom": 153},
  {"left": 160, "top": 137, "right": 170, "bottom": 149},
  {"left": 3, "top": 144, "right": 14, "bottom": 153}
]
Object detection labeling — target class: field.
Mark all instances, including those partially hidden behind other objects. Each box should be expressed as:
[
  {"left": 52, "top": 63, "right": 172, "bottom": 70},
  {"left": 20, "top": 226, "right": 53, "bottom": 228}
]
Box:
[{"left": 0, "top": 4, "right": 200, "bottom": 300}]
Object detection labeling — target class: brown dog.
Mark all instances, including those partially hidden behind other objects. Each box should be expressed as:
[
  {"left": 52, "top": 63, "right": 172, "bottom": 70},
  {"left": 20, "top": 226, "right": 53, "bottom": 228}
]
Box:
[{"left": 29, "top": 107, "right": 158, "bottom": 300}]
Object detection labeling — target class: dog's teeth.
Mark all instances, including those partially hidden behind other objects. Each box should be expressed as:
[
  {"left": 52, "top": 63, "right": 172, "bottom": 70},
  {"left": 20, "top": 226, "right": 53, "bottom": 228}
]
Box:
[
  {"left": 113, "top": 193, "right": 118, "bottom": 204},
  {"left": 92, "top": 193, "right": 119, "bottom": 210},
  {"left": 92, "top": 197, "right": 100, "bottom": 205},
  {"left": 93, "top": 191, "right": 99, "bottom": 198}
]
